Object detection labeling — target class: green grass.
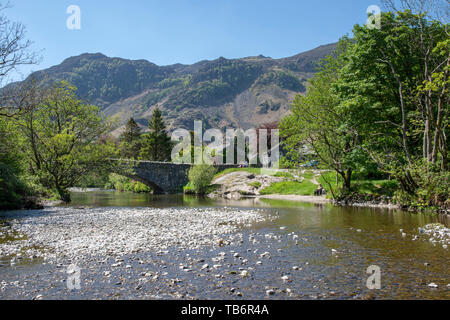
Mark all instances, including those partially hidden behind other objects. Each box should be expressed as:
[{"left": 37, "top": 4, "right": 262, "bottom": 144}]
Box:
[
  {"left": 354, "top": 180, "right": 398, "bottom": 197},
  {"left": 247, "top": 181, "right": 262, "bottom": 188},
  {"left": 273, "top": 171, "right": 294, "bottom": 179},
  {"left": 317, "top": 171, "right": 341, "bottom": 191},
  {"left": 302, "top": 171, "right": 315, "bottom": 180},
  {"left": 214, "top": 168, "right": 320, "bottom": 196},
  {"left": 214, "top": 167, "right": 397, "bottom": 199},
  {"left": 260, "top": 180, "right": 318, "bottom": 196},
  {"left": 213, "top": 168, "right": 263, "bottom": 179},
  {"left": 215, "top": 168, "right": 297, "bottom": 180},
  {"left": 317, "top": 171, "right": 398, "bottom": 197}
]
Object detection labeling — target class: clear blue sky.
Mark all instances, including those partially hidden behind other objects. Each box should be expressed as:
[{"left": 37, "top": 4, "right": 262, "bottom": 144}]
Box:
[{"left": 7, "top": 0, "right": 381, "bottom": 80}]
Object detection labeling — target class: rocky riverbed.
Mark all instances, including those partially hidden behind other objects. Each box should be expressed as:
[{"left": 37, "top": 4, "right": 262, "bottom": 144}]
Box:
[
  {"left": 1, "top": 197, "right": 449, "bottom": 300},
  {"left": 0, "top": 207, "right": 267, "bottom": 263}
]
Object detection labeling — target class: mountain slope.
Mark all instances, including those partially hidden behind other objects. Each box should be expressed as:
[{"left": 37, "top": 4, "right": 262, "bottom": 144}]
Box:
[{"left": 23, "top": 43, "right": 337, "bottom": 131}]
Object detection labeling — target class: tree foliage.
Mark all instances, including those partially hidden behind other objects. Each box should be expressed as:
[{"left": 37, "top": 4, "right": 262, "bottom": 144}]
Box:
[
  {"left": 281, "top": 8, "right": 449, "bottom": 208},
  {"left": 336, "top": 10, "right": 448, "bottom": 195},
  {"left": 140, "top": 108, "right": 172, "bottom": 161},
  {"left": 0, "top": 116, "right": 31, "bottom": 209},
  {"left": 280, "top": 39, "right": 361, "bottom": 191},
  {"left": 187, "top": 164, "right": 217, "bottom": 194},
  {"left": 18, "top": 81, "right": 116, "bottom": 201},
  {"left": 119, "top": 117, "right": 142, "bottom": 159}
]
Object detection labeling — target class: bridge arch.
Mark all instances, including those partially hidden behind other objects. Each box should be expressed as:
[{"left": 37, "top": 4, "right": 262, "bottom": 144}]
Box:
[{"left": 110, "top": 160, "right": 237, "bottom": 194}]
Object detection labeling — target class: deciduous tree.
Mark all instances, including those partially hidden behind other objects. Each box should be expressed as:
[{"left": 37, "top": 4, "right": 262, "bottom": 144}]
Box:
[{"left": 19, "top": 81, "right": 116, "bottom": 202}]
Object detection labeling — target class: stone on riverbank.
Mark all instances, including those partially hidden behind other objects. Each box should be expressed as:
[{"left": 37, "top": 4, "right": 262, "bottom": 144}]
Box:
[
  {"left": 208, "top": 171, "right": 285, "bottom": 199},
  {"left": 0, "top": 207, "right": 266, "bottom": 263}
]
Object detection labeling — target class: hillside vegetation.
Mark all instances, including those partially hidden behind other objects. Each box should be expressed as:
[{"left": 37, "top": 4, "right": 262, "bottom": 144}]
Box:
[{"left": 17, "top": 44, "right": 336, "bottom": 131}]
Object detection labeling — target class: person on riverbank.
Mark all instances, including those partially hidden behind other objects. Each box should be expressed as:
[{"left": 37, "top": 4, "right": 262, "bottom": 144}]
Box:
[{"left": 314, "top": 184, "right": 325, "bottom": 196}]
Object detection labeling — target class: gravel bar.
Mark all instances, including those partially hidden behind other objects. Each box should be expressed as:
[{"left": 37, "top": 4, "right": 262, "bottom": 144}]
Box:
[{"left": 0, "top": 207, "right": 267, "bottom": 262}]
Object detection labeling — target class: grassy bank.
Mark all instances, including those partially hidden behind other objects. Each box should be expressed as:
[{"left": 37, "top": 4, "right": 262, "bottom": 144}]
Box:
[
  {"left": 212, "top": 168, "right": 397, "bottom": 199},
  {"left": 260, "top": 180, "right": 317, "bottom": 196},
  {"left": 213, "top": 168, "right": 263, "bottom": 179}
]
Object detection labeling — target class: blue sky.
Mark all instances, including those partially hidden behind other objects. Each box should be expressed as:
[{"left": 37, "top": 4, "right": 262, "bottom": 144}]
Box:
[{"left": 7, "top": 0, "right": 381, "bottom": 80}]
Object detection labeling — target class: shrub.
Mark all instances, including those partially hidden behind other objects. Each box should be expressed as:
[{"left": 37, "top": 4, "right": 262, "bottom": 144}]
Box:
[
  {"left": 187, "top": 164, "right": 217, "bottom": 194},
  {"left": 393, "top": 161, "right": 449, "bottom": 210},
  {"left": 76, "top": 171, "right": 110, "bottom": 188},
  {"left": 0, "top": 162, "right": 24, "bottom": 210},
  {"left": 106, "top": 173, "right": 152, "bottom": 193},
  {"left": 247, "top": 181, "right": 262, "bottom": 188}
]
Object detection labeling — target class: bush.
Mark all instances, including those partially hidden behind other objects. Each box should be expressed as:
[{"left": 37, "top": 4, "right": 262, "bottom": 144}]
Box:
[
  {"left": 0, "top": 162, "right": 24, "bottom": 210},
  {"left": 106, "top": 173, "right": 152, "bottom": 193},
  {"left": 76, "top": 171, "right": 110, "bottom": 188},
  {"left": 0, "top": 162, "right": 46, "bottom": 210},
  {"left": 187, "top": 164, "right": 217, "bottom": 194},
  {"left": 393, "top": 161, "right": 449, "bottom": 211}
]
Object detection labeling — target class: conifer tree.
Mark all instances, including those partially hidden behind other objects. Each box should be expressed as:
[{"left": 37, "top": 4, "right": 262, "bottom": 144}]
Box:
[
  {"left": 119, "top": 118, "right": 142, "bottom": 159},
  {"left": 140, "top": 108, "right": 172, "bottom": 161}
]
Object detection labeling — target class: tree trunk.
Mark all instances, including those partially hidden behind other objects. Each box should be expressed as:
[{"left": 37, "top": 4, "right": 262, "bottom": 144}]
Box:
[
  {"left": 423, "top": 120, "right": 428, "bottom": 160},
  {"left": 405, "top": 169, "right": 418, "bottom": 194},
  {"left": 344, "top": 168, "right": 352, "bottom": 191},
  {"left": 424, "top": 118, "right": 433, "bottom": 162},
  {"left": 56, "top": 185, "right": 71, "bottom": 203},
  {"left": 431, "top": 58, "right": 448, "bottom": 164},
  {"left": 383, "top": 55, "right": 412, "bottom": 164},
  {"left": 399, "top": 82, "right": 412, "bottom": 165},
  {"left": 440, "top": 131, "right": 448, "bottom": 170},
  {"left": 424, "top": 50, "right": 434, "bottom": 162},
  {"left": 431, "top": 99, "right": 443, "bottom": 164}
]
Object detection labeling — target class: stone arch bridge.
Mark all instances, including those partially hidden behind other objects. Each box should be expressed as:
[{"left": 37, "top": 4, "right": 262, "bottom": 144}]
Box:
[{"left": 109, "top": 160, "right": 238, "bottom": 194}]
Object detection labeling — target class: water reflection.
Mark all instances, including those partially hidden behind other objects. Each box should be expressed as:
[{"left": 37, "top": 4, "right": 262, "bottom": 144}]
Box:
[
  {"left": 1, "top": 191, "right": 448, "bottom": 299},
  {"left": 67, "top": 191, "right": 449, "bottom": 230}
]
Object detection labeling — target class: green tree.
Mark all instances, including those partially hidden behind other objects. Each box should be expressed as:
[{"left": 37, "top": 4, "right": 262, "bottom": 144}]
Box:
[
  {"left": 140, "top": 108, "right": 172, "bottom": 161},
  {"left": 280, "top": 39, "right": 362, "bottom": 192},
  {"left": 336, "top": 10, "right": 448, "bottom": 195},
  {"left": 0, "top": 5, "right": 41, "bottom": 209},
  {"left": 187, "top": 164, "right": 217, "bottom": 194},
  {"left": 0, "top": 117, "right": 32, "bottom": 209},
  {"left": 119, "top": 118, "right": 142, "bottom": 159},
  {"left": 19, "top": 81, "right": 116, "bottom": 202}
]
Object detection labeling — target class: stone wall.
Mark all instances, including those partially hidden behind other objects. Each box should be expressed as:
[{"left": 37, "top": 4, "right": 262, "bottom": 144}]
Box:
[{"left": 111, "top": 160, "right": 237, "bottom": 193}]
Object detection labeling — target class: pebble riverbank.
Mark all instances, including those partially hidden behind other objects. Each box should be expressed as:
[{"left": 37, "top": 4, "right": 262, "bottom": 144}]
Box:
[
  {"left": 0, "top": 207, "right": 267, "bottom": 263},
  {"left": 1, "top": 202, "right": 449, "bottom": 300}
]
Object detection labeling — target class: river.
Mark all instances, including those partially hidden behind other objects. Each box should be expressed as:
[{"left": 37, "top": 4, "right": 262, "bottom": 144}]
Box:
[{"left": 0, "top": 191, "right": 449, "bottom": 300}]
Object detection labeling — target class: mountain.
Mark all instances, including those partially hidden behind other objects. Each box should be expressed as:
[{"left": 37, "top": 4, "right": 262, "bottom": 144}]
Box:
[{"left": 23, "top": 43, "right": 337, "bottom": 132}]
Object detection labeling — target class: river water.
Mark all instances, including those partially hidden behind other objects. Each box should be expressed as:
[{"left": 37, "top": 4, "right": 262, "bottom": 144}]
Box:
[{"left": 1, "top": 191, "right": 449, "bottom": 300}]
